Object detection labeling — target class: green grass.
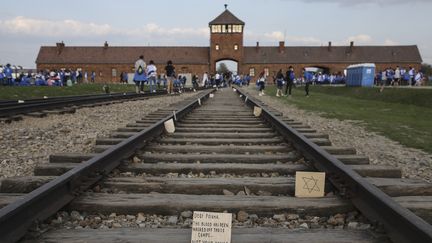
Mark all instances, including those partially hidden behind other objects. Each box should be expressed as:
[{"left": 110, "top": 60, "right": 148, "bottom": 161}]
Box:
[
  {"left": 0, "top": 84, "right": 141, "bottom": 100},
  {"left": 266, "top": 85, "right": 432, "bottom": 153}
]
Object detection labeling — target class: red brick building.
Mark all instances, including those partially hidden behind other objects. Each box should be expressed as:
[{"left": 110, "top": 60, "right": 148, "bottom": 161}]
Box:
[{"left": 36, "top": 8, "right": 422, "bottom": 83}]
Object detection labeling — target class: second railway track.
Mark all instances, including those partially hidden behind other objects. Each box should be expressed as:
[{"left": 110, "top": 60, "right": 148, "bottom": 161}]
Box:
[{"left": 0, "top": 88, "right": 431, "bottom": 242}]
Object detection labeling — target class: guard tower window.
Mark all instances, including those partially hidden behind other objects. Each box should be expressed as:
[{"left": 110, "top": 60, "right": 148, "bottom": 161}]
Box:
[
  {"left": 211, "top": 25, "right": 222, "bottom": 33},
  {"left": 233, "top": 25, "right": 242, "bottom": 33}
]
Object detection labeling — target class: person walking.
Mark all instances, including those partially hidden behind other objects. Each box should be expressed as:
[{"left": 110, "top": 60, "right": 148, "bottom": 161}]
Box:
[
  {"left": 275, "top": 69, "right": 284, "bottom": 97},
  {"left": 202, "top": 72, "right": 209, "bottom": 87},
  {"left": 146, "top": 60, "right": 157, "bottom": 93},
  {"left": 257, "top": 71, "right": 266, "bottom": 96},
  {"left": 285, "top": 66, "right": 295, "bottom": 97},
  {"left": 394, "top": 66, "right": 401, "bottom": 86},
  {"left": 91, "top": 71, "right": 96, "bottom": 83},
  {"left": 133, "top": 55, "right": 147, "bottom": 93},
  {"left": 303, "top": 69, "right": 313, "bottom": 97},
  {"left": 164, "top": 60, "right": 176, "bottom": 94}
]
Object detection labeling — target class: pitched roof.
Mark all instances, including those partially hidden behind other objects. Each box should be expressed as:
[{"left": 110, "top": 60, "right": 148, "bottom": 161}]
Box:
[
  {"left": 36, "top": 46, "right": 210, "bottom": 65},
  {"left": 209, "top": 10, "right": 245, "bottom": 25},
  {"left": 244, "top": 45, "right": 422, "bottom": 64}
]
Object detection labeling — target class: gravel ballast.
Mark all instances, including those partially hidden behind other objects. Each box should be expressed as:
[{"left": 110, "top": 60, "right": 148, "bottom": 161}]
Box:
[
  {"left": 0, "top": 93, "right": 196, "bottom": 179},
  {"left": 242, "top": 86, "right": 432, "bottom": 183}
]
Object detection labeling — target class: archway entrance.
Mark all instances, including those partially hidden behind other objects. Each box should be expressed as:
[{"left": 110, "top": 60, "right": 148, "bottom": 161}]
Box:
[{"left": 216, "top": 60, "right": 238, "bottom": 75}]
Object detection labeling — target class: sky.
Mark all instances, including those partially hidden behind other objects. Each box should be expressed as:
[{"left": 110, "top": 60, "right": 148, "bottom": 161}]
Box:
[{"left": 1, "top": 0, "right": 431, "bottom": 68}]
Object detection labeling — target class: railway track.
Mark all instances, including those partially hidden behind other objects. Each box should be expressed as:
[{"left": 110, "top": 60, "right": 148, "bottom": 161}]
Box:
[
  {"left": 0, "top": 88, "right": 431, "bottom": 242},
  {"left": 0, "top": 88, "right": 201, "bottom": 123}
]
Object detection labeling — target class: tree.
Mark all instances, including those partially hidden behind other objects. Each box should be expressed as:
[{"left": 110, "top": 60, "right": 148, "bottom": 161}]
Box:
[
  {"left": 421, "top": 63, "right": 432, "bottom": 84},
  {"left": 217, "top": 63, "right": 229, "bottom": 74}
]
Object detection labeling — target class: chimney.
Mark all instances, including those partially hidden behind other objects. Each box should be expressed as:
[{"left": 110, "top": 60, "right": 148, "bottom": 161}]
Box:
[
  {"left": 328, "top": 41, "right": 332, "bottom": 52},
  {"left": 350, "top": 41, "right": 354, "bottom": 51},
  {"left": 279, "top": 41, "right": 285, "bottom": 53},
  {"left": 56, "top": 41, "right": 65, "bottom": 54},
  {"left": 104, "top": 41, "right": 109, "bottom": 49},
  {"left": 256, "top": 41, "right": 260, "bottom": 52}
]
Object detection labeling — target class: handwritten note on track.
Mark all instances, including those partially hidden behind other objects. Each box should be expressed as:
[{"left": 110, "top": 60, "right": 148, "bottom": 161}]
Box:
[{"left": 191, "top": 211, "right": 232, "bottom": 243}]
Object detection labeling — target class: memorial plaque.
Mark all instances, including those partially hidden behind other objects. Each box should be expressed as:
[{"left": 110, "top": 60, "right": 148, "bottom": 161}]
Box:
[
  {"left": 295, "top": 171, "right": 325, "bottom": 197},
  {"left": 164, "top": 118, "right": 175, "bottom": 134},
  {"left": 210, "top": 93, "right": 214, "bottom": 98},
  {"left": 253, "top": 106, "right": 262, "bottom": 117},
  {"left": 191, "top": 211, "right": 232, "bottom": 243}
]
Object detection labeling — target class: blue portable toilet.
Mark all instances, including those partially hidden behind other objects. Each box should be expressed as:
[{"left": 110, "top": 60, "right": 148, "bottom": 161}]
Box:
[{"left": 346, "top": 63, "right": 376, "bottom": 87}]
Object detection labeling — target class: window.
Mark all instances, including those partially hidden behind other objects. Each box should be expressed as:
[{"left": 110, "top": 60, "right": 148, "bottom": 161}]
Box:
[
  {"left": 211, "top": 25, "right": 222, "bottom": 33},
  {"left": 215, "top": 44, "right": 220, "bottom": 50},
  {"left": 233, "top": 25, "right": 242, "bottom": 33},
  {"left": 249, "top": 68, "right": 255, "bottom": 77},
  {"left": 222, "top": 25, "right": 226, "bottom": 33},
  {"left": 111, "top": 68, "right": 117, "bottom": 77},
  {"left": 227, "top": 25, "right": 232, "bottom": 33},
  {"left": 211, "top": 25, "right": 218, "bottom": 33},
  {"left": 234, "top": 44, "right": 238, "bottom": 50},
  {"left": 264, "top": 68, "right": 269, "bottom": 76}
]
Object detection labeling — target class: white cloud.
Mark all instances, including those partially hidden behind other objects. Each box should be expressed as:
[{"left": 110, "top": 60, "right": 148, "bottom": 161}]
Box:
[
  {"left": 0, "top": 16, "right": 112, "bottom": 37},
  {"left": 347, "top": 34, "right": 373, "bottom": 44},
  {"left": 0, "top": 16, "right": 209, "bottom": 40},
  {"left": 246, "top": 30, "right": 322, "bottom": 45},
  {"left": 384, "top": 39, "right": 399, "bottom": 45},
  {"left": 263, "top": 31, "right": 285, "bottom": 41}
]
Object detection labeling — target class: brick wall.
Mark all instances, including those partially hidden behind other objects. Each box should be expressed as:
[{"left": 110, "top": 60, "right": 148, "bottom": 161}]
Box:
[{"left": 210, "top": 33, "right": 243, "bottom": 73}]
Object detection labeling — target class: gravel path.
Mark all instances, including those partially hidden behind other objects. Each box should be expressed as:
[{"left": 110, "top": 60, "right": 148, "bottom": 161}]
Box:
[
  {"left": 0, "top": 93, "right": 197, "bottom": 179},
  {"left": 242, "top": 86, "right": 432, "bottom": 183}
]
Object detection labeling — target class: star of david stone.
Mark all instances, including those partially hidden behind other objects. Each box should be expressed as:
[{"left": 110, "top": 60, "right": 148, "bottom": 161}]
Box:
[{"left": 302, "top": 176, "right": 320, "bottom": 193}]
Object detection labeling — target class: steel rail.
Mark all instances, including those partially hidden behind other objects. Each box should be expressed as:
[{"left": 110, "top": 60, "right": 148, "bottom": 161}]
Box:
[
  {"left": 0, "top": 92, "right": 137, "bottom": 106},
  {"left": 0, "top": 88, "right": 214, "bottom": 243},
  {"left": 235, "top": 87, "right": 432, "bottom": 243},
  {"left": 0, "top": 91, "right": 165, "bottom": 117}
]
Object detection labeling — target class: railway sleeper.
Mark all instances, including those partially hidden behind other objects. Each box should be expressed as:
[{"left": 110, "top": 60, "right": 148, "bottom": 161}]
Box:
[
  {"left": 2, "top": 176, "right": 432, "bottom": 198},
  {"left": 136, "top": 153, "right": 301, "bottom": 164},
  {"left": 29, "top": 228, "right": 387, "bottom": 243}
]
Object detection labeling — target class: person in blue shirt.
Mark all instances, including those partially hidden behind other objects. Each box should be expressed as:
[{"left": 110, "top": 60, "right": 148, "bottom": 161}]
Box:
[
  {"left": 91, "top": 71, "right": 96, "bottom": 83},
  {"left": 4, "top": 64, "right": 13, "bottom": 86},
  {"left": 303, "top": 69, "right": 313, "bottom": 97},
  {"left": 19, "top": 73, "right": 32, "bottom": 86},
  {"left": 285, "top": 66, "right": 295, "bottom": 96},
  {"left": 0, "top": 65, "right": 4, "bottom": 85},
  {"left": 134, "top": 55, "right": 147, "bottom": 93}
]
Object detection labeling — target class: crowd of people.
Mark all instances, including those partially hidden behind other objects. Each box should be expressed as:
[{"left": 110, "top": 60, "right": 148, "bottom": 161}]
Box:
[
  {"left": 1, "top": 61, "right": 427, "bottom": 97},
  {"left": 0, "top": 63, "right": 96, "bottom": 86},
  {"left": 376, "top": 66, "right": 425, "bottom": 92},
  {"left": 255, "top": 66, "right": 318, "bottom": 97}
]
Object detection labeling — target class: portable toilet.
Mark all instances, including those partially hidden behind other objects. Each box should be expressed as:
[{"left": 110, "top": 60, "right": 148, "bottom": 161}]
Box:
[{"left": 346, "top": 63, "right": 375, "bottom": 87}]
